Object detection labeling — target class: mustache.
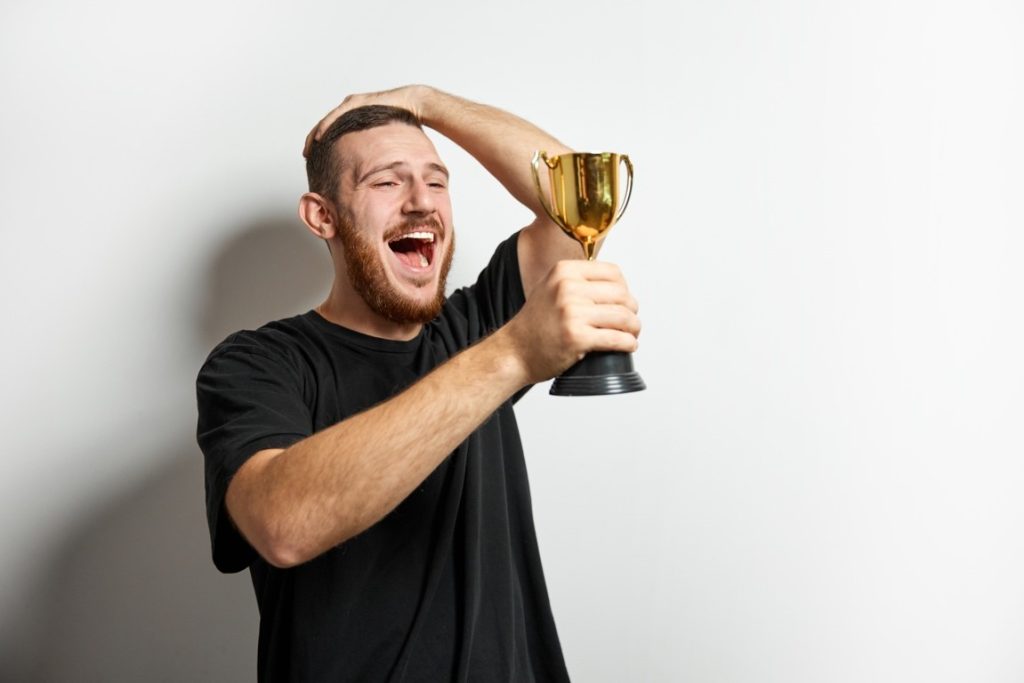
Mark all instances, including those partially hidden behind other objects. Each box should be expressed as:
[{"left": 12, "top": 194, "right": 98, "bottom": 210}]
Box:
[{"left": 383, "top": 216, "right": 446, "bottom": 242}]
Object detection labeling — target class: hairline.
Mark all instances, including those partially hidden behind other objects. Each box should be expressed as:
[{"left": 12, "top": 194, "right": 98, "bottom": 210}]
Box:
[{"left": 311, "top": 110, "right": 424, "bottom": 203}]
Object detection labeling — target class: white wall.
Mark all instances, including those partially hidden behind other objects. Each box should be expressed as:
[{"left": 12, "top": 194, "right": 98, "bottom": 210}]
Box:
[{"left": 1, "top": 1, "right": 1021, "bottom": 681}]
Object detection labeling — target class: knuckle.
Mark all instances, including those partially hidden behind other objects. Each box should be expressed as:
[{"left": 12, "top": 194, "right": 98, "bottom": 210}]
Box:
[
  {"left": 558, "top": 325, "right": 577, "bottom": 350},
  {"left": 553, "top": 278, "right": 575, "bottom": 301}
]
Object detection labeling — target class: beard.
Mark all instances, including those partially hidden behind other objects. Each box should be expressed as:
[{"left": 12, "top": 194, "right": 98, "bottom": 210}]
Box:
[{"left": 337, "top": 210, "right": 455, "bottom": 325}]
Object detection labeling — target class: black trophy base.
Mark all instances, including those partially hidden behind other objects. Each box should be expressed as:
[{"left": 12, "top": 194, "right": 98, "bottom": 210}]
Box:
[{"left": 549, "top": 351, "right": 647, "bottom": 396}]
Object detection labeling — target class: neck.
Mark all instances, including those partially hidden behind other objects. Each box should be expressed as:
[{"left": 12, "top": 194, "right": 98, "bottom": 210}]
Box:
[{"left": 316, "top": 281, "right": 423, "bottom": 342}]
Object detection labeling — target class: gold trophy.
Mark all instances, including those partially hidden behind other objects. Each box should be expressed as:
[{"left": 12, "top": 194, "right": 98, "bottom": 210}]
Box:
[{"left": 532, "top": 151, "right": 646, "bottom": 396}]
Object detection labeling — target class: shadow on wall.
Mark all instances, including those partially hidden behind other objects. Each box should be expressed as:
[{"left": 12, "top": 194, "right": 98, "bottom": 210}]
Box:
[
  {"left": 0, "top": 215, "right": 332, "bottom": 682},
  {"left": 200, "top": 214, "right": 334, "bottom": 346}
]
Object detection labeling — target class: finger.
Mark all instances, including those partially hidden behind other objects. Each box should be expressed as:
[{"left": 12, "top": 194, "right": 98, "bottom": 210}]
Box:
[
  {"left": 315, "top": 106, "right": 343, "bottom": 140},
  {"left": 580, "top": 328, "right": 640, "bottom": 354},
  {"left": 578, "top": 305, "right": 641, "bottom": 336},
  {"left": 302, "top": 127, "right": 317, "bottom": 158},
  {"left": 303, "top": 104, "right": 350, "bottom": 157},
  {"left": 316, "top": 95, "right": 361, "bottom": 140},
  {"left": 572, "top": 281, "right": 638, "bottom": 311},
  {"left": 552, "top": 259, "right": 626, "bottom": 284},
  {"left": 580, "top": 260, "right": 628, "bottom": 283}
]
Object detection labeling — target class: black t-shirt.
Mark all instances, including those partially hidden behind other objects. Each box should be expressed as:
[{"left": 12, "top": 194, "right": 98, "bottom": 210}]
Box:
[{"left": 196, "top": 233, "right": 570, "bottom": 682}]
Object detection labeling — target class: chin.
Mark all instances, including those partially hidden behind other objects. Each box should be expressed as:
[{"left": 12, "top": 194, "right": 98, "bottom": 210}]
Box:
[
  {"left": 341, "top": 222, "right": 454, "bottom": 326},
  {"left": 362, "top": 274, "right": 445, "bottom": 325}
]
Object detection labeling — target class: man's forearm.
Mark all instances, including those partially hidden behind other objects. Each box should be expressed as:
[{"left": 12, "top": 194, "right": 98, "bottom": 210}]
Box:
[
  {"left": 416, "top": 87, "right": 573, "bottom": 219},
  {"left": 414, "top": 87, "right": 587, "bottom": 295},
  {"left": 228, "top": 328, "right": 529, "bottom": 568}
]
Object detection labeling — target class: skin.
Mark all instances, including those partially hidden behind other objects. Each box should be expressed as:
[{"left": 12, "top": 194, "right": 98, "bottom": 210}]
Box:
[
  {"left": 302, "top": 123, "right": 457, "bottom": 339},
  {"left": 225, "top": 86, "right": 641, "bottom": 568}
]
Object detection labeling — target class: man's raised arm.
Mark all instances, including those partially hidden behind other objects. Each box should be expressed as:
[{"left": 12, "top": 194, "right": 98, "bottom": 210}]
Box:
[
  {"left": 225, "top": 261, "right": 640, "bottom": 568},
  {"left": 304, "top": 85, "right": 589, "bottom": 297},
  {"left": 216, "top": 88, "right": 642, "bottom": 570}
]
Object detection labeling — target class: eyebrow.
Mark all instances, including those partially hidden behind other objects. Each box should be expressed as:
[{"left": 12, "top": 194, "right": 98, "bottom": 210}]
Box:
[{"left": 355, "top": 161, "right": 450, "bottom": 185}]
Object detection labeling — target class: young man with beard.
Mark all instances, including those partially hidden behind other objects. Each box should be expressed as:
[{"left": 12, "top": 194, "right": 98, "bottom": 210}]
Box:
[{"left": 196, "top": 85, "right": 640, "bottom": 682}]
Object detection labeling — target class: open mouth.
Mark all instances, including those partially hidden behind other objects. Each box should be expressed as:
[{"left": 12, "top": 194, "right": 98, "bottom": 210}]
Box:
[{"left": 387, "top": 231, "right": 436, "bottom": 270}]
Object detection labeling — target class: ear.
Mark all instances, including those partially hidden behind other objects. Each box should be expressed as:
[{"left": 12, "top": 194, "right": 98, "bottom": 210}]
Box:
[{"left": 298, "top": 192, "right": 339, "bottom": 241}]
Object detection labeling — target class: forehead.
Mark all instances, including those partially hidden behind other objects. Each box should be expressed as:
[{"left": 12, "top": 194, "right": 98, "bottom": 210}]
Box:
[{"left": 336, "top": 123, "right": 443, "bottom": 182}]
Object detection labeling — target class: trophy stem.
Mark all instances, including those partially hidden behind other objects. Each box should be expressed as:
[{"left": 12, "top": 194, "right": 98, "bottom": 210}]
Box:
[{"left": 583, "top": 240, "right": 597, "bottom": 260}]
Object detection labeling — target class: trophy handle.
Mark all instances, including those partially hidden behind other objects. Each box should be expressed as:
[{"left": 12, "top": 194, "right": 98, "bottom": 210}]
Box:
[
  {"left": 613, "top": 154, "right": 634, "bottom": 226},
  {"left": 531, "top": 151, "right": 563, "bottom": 228}
]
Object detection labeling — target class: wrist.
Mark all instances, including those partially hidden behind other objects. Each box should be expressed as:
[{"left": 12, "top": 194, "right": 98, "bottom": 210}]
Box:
[
  {"left": 410, "top": 84, "right": 441, "bottom": 127},
  {"left": 478, "top": 326, "right": 532, "bottom": 392}
]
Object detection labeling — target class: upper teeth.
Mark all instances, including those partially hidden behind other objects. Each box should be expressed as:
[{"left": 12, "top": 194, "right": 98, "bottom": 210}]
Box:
[{"left": 395, "top": 231, "right": 434, "bottom": 242}]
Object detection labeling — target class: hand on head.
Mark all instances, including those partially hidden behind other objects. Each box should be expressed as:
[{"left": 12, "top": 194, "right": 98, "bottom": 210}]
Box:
[{"left": 303, "top": 85, "right": 429, "bottom": 157}]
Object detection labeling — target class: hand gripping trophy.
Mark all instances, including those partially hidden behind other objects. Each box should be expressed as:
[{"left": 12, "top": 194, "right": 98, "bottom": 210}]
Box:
[{"left": 531, "top": 151, "right": 646, "bottom": 396}]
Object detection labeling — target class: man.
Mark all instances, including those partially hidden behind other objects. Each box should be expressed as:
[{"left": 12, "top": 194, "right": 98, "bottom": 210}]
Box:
[{"left": 196, "top": 85, "right": 640, "bottom": 682}]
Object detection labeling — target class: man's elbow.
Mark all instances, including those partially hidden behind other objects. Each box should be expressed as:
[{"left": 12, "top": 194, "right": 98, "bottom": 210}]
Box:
[
  {"left": 225, "top": 449, "right": 310, "bottom": 568},
  {"left": 237, "top": 511, "right": 311, "bottom": 569},
  {"left": 226, "top": 495, "right": 307, "bottom": 569},
  {"left": 240, "top": 505, "right": 357, "bottom": 569},
  {"left": 259, "top": 538, "right": 307, "bottom": 570}
]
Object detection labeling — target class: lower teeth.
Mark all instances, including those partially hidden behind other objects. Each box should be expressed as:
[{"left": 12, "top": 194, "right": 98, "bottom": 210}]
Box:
[{"left": 418, "top": 252, "right": 428, "bottom": 267}]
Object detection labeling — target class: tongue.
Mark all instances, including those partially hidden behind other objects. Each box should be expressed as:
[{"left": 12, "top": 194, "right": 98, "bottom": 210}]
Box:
[
  {"left": 390, "top": 238, "right": 430, "bottom": 269},
  {"left": 393, "top": 248, "right": 429, "bottom": 269}
]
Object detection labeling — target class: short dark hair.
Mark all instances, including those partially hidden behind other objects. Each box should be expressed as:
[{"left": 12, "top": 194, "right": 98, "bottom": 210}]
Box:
[{"left": 305, "top": 105, "right": 422, "bottom": 200}]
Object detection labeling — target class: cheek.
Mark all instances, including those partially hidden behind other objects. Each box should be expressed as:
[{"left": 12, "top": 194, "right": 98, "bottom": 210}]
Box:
[
  {"left": 352, "top": 204, "right": 393, "bottom": 238},
  {"left": 438, "top": 198, "right": 454, "bottom": 225}
]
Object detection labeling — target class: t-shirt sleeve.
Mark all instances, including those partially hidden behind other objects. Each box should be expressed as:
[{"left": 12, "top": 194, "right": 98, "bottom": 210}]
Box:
[
  {"left": 195, "top": 334, "right": 312, "bottom": 573},
  {"left": 444, "top": 231, "right": 533, "bottom": 403},
  {"left": 447, "top": 230, "right": 527, "bottom": 336}
]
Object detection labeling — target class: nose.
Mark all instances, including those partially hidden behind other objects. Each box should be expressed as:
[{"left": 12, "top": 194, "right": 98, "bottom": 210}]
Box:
[{"left": 402, "top": 177, "right": 435, "bottom": 216}]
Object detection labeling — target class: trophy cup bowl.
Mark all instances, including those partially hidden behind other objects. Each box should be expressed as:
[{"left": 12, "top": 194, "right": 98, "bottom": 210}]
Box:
[{"left": 531, "top": 150, "right": 646, "bottom": 396}]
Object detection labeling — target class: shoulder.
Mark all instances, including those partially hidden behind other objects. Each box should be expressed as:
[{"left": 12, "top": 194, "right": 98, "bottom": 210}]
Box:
[
  {"left": 438, "top": 231, "right": 525, "bottom": 340},
  {"left": 200, "top": 313, "right": 320, "bottom": 383},
  {"left": 212, "top": 312, "right": 320, "bottom": 352}
]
